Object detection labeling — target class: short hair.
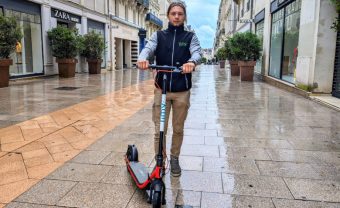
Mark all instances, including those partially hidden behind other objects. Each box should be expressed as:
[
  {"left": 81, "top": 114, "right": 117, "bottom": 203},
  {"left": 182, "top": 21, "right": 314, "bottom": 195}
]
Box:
[{"left": 167, "top": 2, "right": 187, "bottom": 20}]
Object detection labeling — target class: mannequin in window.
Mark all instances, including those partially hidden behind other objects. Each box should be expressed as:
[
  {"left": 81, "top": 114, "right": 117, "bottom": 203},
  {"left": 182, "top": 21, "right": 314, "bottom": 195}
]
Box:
[{"left": 15, "top": 41, "right": 22, "bottom": 64}]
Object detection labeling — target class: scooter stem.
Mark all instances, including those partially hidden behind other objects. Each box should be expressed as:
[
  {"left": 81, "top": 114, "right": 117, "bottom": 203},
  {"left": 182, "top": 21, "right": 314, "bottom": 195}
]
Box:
[{"left": 157, "top": 73, "right": 167, "bottom": 167}]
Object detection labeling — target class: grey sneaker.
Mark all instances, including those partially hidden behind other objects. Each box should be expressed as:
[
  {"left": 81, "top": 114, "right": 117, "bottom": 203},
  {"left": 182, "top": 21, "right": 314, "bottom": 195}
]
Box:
[{"left": 170, "top": 155, "right": 181, "bottom": 177}]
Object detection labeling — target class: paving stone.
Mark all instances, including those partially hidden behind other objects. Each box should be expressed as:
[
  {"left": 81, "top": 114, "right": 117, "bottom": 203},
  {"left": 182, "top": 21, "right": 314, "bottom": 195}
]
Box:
[
  {"left": 203, "top": 157, "right": 260, "bottom": 175},
  {"left": 14, "top": 179, "right": 76, "bottom": 205},
  {"left": 182, "top": 136, "right": 205, "bottom": 145},
  {"left": 313, "top": 151, "right": 340, "bottom": 166},
  {"left": 266, "top": 149, "right": 321, "bottom": 163},
  {"left": 233, "top": 196, "right": 275, "bottom": 208},
  {"left": 222, "top": 174, "right": 293, "bottom": 199},
  {"left": 225, "top": 137, "right": 293, "bottom": 149},
  {"left": 201, "top": 192, "right": 233, "bottom": 208},
  {"left": 57, "top": 182, "right": 135, "bottom": 208},
  {"left": 175, "top": 190, "right": 201, "bottom": 207},
  {"left": 180, "top": 144, "right": 219, "bottom": 157},
  {"left": 257, "top": 161, "right": 325, "bottom": 179},
  {"left": 220, "top": 147, "right": 271, "bottom": 160},
  {"left": 101, "top": 166, "right": 135, "bottom": 185},
  {"left": 46, "top": 163, "right": 111, "bottom": 182},
  {"left": 284, "top": 178, "right": 340, "bottom": 202},
  {"left": 178, "top": 156, "right": 203, "bottom": 171},
  {"left": 272, "top": 198, "right": 340, "bottom": 208},
  {"left": 70, "top": 150, "right": 111, "bottom": 164},
  {"left": 164, "top": 170, "right": 223, "bottom": 193},
  {"left": 6, "top": 202, "right": 60, "bottom": 208}
]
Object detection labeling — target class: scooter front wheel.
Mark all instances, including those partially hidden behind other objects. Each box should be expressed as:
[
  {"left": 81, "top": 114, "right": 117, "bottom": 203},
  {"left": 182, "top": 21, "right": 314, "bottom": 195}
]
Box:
[{"left": 152, "top": 191, "right": 161, "bottom": 208}]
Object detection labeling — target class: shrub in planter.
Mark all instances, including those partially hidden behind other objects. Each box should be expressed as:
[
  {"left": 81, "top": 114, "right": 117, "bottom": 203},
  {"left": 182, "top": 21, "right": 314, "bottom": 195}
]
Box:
[
  {"left": 47, "top": 26, "right": 81, "bottom": 78},
  {"left": 224, "top": 39, "right": 239, "bottom": 76},
  {"left": 0, "top": 15, "right": 22, "bottom": 87},
  {"left": 216, "top": 47, "right": 227, "bottom": 68},
  {"left": 229, "top": 32, "right": 261, "bottom": 81},
  {"left": 80, "top": 31, "right": 105, "bottom": 74}
]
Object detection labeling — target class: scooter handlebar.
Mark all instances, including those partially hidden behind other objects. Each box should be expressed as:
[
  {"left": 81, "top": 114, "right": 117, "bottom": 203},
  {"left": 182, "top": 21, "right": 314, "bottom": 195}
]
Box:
[{"left": 149, "top": 64, "right": 182, "bottom": 72}]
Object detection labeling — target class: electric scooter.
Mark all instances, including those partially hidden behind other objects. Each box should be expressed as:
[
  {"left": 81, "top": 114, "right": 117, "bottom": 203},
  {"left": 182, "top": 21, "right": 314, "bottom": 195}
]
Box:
[{"left": 125, "top": 64, "right": 182, "bottom": 208}]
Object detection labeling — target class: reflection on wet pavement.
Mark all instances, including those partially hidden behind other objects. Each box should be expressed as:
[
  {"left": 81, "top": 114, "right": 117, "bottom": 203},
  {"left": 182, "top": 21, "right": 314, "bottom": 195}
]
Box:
[{"left": 2, "top": 65, "right": 340, "bottom": 207}]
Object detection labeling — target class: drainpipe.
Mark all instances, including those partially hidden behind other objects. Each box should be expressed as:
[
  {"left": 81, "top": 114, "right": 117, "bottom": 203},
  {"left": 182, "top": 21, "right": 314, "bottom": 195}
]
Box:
[
  {"left": 108, "top": 0, "right": 113, "bottom": 71},
  {"left": 250, "top": 0, "right": 253, "bottom": 32}
]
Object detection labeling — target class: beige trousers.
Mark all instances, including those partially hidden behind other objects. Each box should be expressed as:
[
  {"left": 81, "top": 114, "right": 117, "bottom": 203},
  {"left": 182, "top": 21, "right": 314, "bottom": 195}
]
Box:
[{"left": 152, "top": 88, "right": 190, "bottom": 157}]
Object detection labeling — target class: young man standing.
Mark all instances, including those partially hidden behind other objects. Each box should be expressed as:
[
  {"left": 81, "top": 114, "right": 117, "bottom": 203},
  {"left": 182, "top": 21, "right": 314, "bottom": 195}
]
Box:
[{"left": 137, "top": 2, "right": 202, "bottom": 177}]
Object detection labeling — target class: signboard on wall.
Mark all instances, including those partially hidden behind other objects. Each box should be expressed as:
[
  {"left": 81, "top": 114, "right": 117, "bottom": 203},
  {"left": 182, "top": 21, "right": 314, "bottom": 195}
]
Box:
[{"left": 51, "top": 8, "right": 81, "bottom": 24}]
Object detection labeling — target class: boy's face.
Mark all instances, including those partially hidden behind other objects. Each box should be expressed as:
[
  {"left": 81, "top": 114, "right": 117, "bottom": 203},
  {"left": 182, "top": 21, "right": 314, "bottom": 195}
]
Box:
[{"left": 168, "top": 6, "right": 185, "bottom": 26}]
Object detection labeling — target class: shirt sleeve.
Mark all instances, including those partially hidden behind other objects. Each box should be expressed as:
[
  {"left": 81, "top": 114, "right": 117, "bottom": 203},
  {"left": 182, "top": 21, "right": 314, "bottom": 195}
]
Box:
[
  {"left": 188, "top": 33, "right": 202, "bottom": 65},
  {"left": 138, "top": 32, "right": 158, "bottom": 61}
]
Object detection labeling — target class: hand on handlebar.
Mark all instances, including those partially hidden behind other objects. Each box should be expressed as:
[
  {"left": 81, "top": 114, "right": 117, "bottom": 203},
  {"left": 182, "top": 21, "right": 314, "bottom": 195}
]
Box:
[
  {"left": 182, "top": 62, "right": 195, "bottom": 74},
  {"left": 137, "top": 60, "right": 149, "bottom": 70}
]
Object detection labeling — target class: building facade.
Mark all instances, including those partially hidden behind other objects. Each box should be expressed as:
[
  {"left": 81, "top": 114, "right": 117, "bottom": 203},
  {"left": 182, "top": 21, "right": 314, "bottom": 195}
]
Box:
[
  {"left": 0, "top": 0, "right": 166, "bottom": 77},
  {"left": 159, "top": 0, "right": 171, "bottom": 30},
  {"left": 0, "top": 0, "right": 111, "bottom": 77},
  {"left": 109, "top": 0, "right": 149, "bottom": 69},
  {"left": 215, "top": 0, "right": 339, "bottom": 97}
]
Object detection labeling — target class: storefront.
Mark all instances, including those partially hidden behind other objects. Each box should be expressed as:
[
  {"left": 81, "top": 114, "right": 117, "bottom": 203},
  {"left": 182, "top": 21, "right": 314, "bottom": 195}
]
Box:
[
  {"left": 51, "top": 8, "right": 81, "bottom": 29},
  {"left": 269, "top": 0, "right": 301, "bottom": 84},
  {"left": 0, "top": 0, "right": 44, "bottom": 78},
  {"left": 87, "top": 19, "right": 106, "bottom": 68},
  {"left": 254, "top": 9, "right": 265, "bottom": 74}
]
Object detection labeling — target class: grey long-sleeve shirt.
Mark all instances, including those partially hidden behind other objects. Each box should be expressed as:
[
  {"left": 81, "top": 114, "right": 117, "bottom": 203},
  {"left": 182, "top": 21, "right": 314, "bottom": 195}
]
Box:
[{"left": 138, "top": 31, "right": 202, "bottom": 65}]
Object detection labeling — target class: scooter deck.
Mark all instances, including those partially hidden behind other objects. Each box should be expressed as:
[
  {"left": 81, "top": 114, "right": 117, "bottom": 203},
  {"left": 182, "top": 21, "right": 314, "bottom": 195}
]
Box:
[{"left": 130, "top": 161, "right": 149, "bottom": 184}]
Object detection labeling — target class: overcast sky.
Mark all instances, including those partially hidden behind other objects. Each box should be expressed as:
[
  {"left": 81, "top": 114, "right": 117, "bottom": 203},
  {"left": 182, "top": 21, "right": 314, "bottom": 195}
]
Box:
[{"left": 184, "top": 0, "right": 219, "bottom": 49}]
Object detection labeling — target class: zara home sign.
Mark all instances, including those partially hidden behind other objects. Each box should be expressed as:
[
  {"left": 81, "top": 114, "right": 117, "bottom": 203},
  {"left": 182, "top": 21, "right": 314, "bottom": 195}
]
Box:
[{"left": 51, "top": 8, "right": 81, "bottom": 24}]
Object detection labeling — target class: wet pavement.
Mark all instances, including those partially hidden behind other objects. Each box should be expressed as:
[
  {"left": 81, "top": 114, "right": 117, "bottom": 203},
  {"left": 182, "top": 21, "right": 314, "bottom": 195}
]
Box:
[{"left": 1, "top": 65, "right": 340, "bottom": 207}]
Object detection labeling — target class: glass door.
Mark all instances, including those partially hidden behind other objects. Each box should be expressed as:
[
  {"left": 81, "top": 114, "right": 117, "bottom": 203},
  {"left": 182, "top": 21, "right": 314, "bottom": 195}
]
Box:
[
  {"left": 281, "top": 0, "right": 301, "bottom": 83},
  {"left": 255, "top": 20, "right": 264, "bottom": 74},
  {"left": 269, "top": 9, "right": 284, "bottom": 79}
]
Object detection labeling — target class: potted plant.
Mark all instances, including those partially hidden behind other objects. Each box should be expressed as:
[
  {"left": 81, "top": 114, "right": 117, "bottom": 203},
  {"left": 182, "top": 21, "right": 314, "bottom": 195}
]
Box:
[
  {"left": 47, "top": 26, "right": 81, "bottom": 78},
  {"left": 216, "top": 47, "right": 227, "bottom": 68},
  {"left": 230, "top": 32, "right": 261, "bottom": 81},
  {"left": 0, "top": 15, "right": 22, "bottom": 87},
  {"left": 225, "top": 39, "right": 239, "bottom": 76},
  {"left": 80, "top": 31, "right": 105, "bottom": 74}
]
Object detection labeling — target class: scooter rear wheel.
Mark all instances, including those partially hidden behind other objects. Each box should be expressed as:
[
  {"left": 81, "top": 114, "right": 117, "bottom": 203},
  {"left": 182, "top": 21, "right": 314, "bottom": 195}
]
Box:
[{"left": 126, "top": 145, "right": 138, "bottom": 162}]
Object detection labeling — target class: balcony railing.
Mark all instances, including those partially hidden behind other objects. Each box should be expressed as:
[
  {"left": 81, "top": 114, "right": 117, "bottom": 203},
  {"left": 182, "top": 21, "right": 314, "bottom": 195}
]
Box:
[
  {"left": 136, "top": 0, "right": 149, "bottom": 9},
  {"left": 146, "top": 13, "right": 163, "bottom": 28}
]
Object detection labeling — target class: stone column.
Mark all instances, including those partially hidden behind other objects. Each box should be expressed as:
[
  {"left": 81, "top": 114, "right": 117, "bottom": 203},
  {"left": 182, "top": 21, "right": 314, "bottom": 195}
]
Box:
[
  {"left": 116, "top": 38, "right": 123, "bottom": 70},
  {"left": 41, "top": 4, "right": 54, "bottom": 75},
  {"left": 124, "top": 40, "right": 132, "bottom": 68},
  {"left": 79, "top": 16, "right": 88, "bottom": 73}
]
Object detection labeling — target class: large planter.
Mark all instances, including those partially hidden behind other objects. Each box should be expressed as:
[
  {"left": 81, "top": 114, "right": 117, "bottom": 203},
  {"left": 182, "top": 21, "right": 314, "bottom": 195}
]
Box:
[
  {"left": 229, "top": 60, "right": 240, "bottom": 76},
  {"left": 219, "top": 60, "right": 225, "bottom": 68},
  {"left": 0, "top": 59, "right": 13, "bottom": 88},
  {"left": 56, "top": 58, "right": 77, "bottom": 78},
  {"left": 238, "top": 61, "right": 256, "bottom": 81},
  {"left": 87, "top": 59, "right": 102, "bottom": 74}
]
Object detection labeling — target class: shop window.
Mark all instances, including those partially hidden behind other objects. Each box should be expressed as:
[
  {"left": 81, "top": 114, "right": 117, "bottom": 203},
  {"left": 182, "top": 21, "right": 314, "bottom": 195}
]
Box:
[
  {"left": 88, "top": 20, "right": 106, "bottom": 68},
  {"left": 5, "top": 9, "right": 43, "bottom": 77}
]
